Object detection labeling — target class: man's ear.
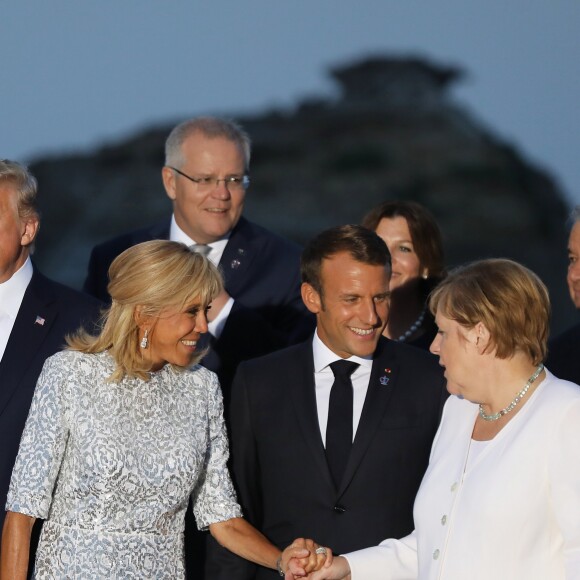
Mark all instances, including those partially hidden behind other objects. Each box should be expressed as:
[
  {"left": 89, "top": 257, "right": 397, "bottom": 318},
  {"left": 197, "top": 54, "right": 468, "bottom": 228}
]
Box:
[
  {"left": 301, "top": 282, "right": 322, "bottom": 314},
  {"left": 161, "top": 166, "right": 177, "bottom": 201},
  {"left": 20, "top": 215, "right": 40, "bottom": 248}
]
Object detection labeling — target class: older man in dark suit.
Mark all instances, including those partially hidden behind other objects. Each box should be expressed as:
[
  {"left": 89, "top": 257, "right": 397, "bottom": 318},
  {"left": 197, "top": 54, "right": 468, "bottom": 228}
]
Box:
[
  {"left": 0, "top": 160, "right": 101, "bottom": 562},
  {"left": 207, "top": 225, "right": 447, "bottom": 579},
  {"left": 83, "top": 116, "right": 313, "bottom": 395}
]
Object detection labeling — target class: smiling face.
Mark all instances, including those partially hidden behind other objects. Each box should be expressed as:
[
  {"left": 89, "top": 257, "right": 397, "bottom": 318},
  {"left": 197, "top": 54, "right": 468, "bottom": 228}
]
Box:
[
  {"left": 430, "top": 310, "right": 480, "bottom": 398},
  {"left": 302, "top": 251, "right": 390, "bottom": 358},
  {"left": 139, "top": 302, "right": 210, "bottom": 371},
  {"left": 162, "top": 133, "right": 246, "bottom": 244},
  {"left": 567, "top": 221, "right": 580, "bottom": 308},
  {"left": 375, "top": 216, "right": 425, "bottom": 291}
]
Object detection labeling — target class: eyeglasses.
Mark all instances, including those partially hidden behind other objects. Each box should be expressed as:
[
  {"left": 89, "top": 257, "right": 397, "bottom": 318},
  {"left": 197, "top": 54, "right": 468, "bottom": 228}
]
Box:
[{"left": 168, "top": 166, "right": 250, "bottom": 192}]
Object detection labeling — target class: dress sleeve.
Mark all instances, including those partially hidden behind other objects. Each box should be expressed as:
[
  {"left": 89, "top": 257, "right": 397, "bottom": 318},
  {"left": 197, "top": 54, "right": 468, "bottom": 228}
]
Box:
[
  {"left": 192, "top": 372, "right": 243, "bottom": 530},
  {"left": 344, "top": 530, "right": 418, "bottom": 580},
  {"left": 549, "top": 396, "right": 580, "bottom": 579},
  {"left": 6, "top": 354, "right": 70, "bottom": 519}
]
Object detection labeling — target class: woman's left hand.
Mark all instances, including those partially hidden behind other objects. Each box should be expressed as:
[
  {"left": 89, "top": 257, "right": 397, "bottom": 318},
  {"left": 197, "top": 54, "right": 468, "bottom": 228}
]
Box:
[{"left": 281, "top": 537, "right": 333, "bottom": 578}]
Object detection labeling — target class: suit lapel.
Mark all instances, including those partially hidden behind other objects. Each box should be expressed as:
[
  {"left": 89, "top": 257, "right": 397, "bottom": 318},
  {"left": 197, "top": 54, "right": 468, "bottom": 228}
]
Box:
[
  {"left": 337, "top": 339, "right": 399, "bottom": 496},
  {"left": 0, "top": 271, "right": 59, "bottom": 416},
  {"left": 289, "top": 342, "right": 336, "bottom": 491},
  {"left": 218, "top": 218, "right": 256, "bottom": 294}
]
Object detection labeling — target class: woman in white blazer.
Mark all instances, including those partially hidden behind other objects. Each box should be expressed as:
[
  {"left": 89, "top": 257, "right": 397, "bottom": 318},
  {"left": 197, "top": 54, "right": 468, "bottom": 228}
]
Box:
[{"left": 307, "top": 259, "right": 580, "bottom": 580}]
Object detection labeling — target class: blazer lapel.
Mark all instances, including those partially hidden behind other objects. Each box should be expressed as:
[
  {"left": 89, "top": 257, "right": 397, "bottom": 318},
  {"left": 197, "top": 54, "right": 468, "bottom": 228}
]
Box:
[
  {"left": 337, "top": 339, "right": 399, "bottom": 496},
  {"left": 0, "top": 271, "right": 59, "bottom": 417},
  {"left": 289, "top": 342, "right": 336, "bottom": 491},
  {"left": 218, "top": 218, "right": 256, "bottom": 294}
]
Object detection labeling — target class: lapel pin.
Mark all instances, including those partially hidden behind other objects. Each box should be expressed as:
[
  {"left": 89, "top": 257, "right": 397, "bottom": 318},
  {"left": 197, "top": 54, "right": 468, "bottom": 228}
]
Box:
[
  {"left": 34, "top": 315, "right": 46, "bottom": 326},
  {"left": 380, "top": 376, "right": 390, "bottom": 386},
  {"left": 230, "top": 259, "right": 241, "bottom": 269},
  {"left": 237, "top": 248, "right": 245, "bottom": 255}
]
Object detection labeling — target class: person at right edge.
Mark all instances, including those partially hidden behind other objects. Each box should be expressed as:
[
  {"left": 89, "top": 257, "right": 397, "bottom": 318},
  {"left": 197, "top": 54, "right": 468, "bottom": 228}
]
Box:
[
  {"left": 206, "top": 225, "right": 448, "bottom": 579},
  {"left": 547, "top": 206, "right": 580, "bottom": 383}
]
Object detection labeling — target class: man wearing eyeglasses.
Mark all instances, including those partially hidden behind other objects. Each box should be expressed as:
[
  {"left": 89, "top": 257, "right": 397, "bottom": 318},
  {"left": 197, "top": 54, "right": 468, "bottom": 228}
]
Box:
[{"left": 84, "top": 116, "right": 313, "bottom": 395}]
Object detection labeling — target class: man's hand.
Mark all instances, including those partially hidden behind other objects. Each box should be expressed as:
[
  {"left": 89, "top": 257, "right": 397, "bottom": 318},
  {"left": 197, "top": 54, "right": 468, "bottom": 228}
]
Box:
[{"left": 281, "top": 538, "right": 333, "bottom": 578}]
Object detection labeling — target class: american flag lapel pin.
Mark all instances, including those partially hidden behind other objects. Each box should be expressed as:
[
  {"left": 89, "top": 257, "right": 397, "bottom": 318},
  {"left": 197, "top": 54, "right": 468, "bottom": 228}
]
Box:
[{"left": 34, "top": 315, "right": 45, "bottom": 326}]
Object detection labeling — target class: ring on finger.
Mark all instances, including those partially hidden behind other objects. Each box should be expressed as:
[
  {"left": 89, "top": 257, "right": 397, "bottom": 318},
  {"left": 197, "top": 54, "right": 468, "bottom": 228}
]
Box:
[{"left": 315, "top": 547, "right": 327, "bottom": 556}]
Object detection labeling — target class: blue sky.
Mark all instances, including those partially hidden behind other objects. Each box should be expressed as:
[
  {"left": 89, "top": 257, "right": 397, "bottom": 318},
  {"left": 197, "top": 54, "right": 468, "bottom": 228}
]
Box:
[{"left": 2, "top": 1, "right": 579, "bottom": 202}]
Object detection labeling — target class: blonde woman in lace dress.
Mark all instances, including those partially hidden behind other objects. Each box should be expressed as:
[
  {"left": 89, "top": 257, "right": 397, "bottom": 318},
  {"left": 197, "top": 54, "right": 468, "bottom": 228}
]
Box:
[{"left": 1, "top": 241, "right": 328, "bottom": 579}]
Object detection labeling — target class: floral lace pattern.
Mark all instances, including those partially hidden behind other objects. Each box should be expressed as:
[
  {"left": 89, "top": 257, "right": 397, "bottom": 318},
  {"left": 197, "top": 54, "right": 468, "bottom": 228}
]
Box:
[{"left": 7, "top": 350, "right": 241, "bottom": 578}]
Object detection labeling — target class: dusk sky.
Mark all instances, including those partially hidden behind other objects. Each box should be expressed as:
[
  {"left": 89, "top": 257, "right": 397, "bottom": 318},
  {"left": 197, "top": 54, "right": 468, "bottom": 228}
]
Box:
[{"left": 2, "top": 1, "right": 579, "bottom": 202}]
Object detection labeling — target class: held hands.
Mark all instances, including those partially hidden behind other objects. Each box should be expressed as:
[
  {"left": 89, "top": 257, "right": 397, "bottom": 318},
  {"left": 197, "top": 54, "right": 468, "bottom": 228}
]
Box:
[
  {"left": 305, "top": 556, "right": 351, "bottom": 579},
  {"left": 280, "top": 538, "right": 333, "bottom": 578}
]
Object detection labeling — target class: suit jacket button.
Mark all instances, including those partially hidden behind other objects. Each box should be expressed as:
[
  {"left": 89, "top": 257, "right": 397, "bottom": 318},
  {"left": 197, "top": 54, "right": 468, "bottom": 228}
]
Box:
[{"left": 333, "top": 505, "right": 346, "bottom": 513}]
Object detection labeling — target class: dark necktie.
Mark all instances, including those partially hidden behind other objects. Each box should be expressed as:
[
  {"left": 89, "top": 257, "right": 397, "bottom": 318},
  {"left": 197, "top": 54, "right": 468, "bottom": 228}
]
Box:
[{"left": 326, "top": 360, "right": 359, "bottom": 488}]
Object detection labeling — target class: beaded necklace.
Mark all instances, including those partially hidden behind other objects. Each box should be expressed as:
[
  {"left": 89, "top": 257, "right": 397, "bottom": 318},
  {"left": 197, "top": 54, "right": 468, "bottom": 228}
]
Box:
[
  {"left": 396, "top": 307, "right": 426, "bottom": 342},
  {"left": 478, "top": 363, "right": 544, "bottom": 422}
]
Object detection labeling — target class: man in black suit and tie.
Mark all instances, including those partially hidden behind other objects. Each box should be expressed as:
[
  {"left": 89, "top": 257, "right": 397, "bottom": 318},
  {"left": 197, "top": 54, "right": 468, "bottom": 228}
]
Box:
[
  {"left": 208, "top": 225, "right": 447, "bottom": 579},
  {"left": 0, "top": 160, "right": 101, "bottom": 555},
  {"left": 83, "top": 116, "right": 313, "bottom": 394}
]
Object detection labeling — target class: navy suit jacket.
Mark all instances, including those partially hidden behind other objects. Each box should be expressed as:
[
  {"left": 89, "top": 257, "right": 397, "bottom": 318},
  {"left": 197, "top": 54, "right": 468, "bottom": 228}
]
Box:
[
  {"left": 0, "top": 268, "right": 101, "bottom": 534},
  {"left": 83, "top": 217, "right": 314, "bottom": 395},
  {"left": 207, "top": 337, "right": 448, "bottom": 579},
  {"left": 547, "top": 322, "right": 580, "bottom": 385}
]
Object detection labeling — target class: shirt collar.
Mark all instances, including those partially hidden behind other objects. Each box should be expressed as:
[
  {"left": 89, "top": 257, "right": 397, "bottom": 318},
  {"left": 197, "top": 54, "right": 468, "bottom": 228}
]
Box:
[
  {"left": 312, "top": 328, "right": 374, "bottom": 373},
  {"left": 169, "top": 214, "right": 229, "bottom": 257},
  {"left": 0, "top": 257, "right": 33, "bottom": 319}
]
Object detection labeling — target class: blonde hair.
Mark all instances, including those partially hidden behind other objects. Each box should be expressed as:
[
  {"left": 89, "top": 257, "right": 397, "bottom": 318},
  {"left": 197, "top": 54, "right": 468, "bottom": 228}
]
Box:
[
  {"left": 67, "top": 240, "right": 223, "bottom": 381},
  {"left": 429, "top": 258, "right": 550, "bottom": 365},
  {"left": 0, "top": 159, "right": 39, "bottom": 221}
]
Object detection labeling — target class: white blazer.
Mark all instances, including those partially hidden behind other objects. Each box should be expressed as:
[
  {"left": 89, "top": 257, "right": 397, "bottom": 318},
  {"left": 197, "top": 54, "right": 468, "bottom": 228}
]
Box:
[{"left": 346, "top": 371, "right": 580, "bottom": 580}]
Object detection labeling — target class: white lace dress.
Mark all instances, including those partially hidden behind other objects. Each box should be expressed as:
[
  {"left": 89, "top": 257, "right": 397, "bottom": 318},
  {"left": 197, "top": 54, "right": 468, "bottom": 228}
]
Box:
[{"left": 7, "top": 350, "right": 242, "bottom": 579}]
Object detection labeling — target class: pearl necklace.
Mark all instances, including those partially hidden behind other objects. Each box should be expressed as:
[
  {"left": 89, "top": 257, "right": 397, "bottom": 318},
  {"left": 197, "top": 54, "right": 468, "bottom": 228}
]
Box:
[
  {"left": 478, "top": 363, "right": 544, "bottom": 422},
  {"left": 396, "top": 307, "right": 426, "bottom": 342}
]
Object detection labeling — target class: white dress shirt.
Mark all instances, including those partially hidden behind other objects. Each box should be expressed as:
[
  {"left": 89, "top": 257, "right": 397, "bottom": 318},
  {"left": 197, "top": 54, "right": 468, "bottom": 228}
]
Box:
[
  {"left": 312, "top": 330, "right": 373, "bottom": 446},
  {"left": 169, "top": 215, "right": 234, "bottom": 338},
  {"left": 0, "top": 257, "right": 33, "bottom": 362}
]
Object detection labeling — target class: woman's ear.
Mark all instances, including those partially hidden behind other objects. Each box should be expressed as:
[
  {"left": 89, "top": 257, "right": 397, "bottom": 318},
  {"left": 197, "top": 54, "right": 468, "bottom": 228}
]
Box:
[
  {"left": 134, "top": 306, "right": 150, "bottom": 328},
  {"left": 471, "top": 321, "right": 491, "bottom": 353}
]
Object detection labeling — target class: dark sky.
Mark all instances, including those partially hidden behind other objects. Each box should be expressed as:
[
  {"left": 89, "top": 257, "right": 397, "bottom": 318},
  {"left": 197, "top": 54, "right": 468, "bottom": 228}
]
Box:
[{"left": 2, "top": 1, "right": 579, "bottom": 202}]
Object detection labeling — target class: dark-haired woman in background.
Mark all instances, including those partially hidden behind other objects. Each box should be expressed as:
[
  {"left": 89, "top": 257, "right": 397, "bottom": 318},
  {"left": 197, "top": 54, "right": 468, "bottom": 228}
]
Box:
[{"left": 362, "top": 201, "right": 445, "bottom": 349}]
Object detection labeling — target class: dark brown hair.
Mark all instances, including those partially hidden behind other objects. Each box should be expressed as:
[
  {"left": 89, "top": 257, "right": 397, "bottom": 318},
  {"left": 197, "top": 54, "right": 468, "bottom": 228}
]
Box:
[
  {"left": 301, "top": 224, "right": 391, "bottom": 296},
  {"left": 362, "top": 200, "right": 444, "bottom": 279}
]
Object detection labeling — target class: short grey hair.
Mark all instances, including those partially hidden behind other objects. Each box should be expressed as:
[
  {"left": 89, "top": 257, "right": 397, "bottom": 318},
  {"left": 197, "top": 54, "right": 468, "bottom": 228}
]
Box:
[
  {"left": 570, "top": 206, "right": 580, "bottom": 226},
  {"left": 0, "top": 159, "right": 39, "bottom": 220},
  {"left": 164, "top": 116, "right": 251, "bottom": 171}
]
